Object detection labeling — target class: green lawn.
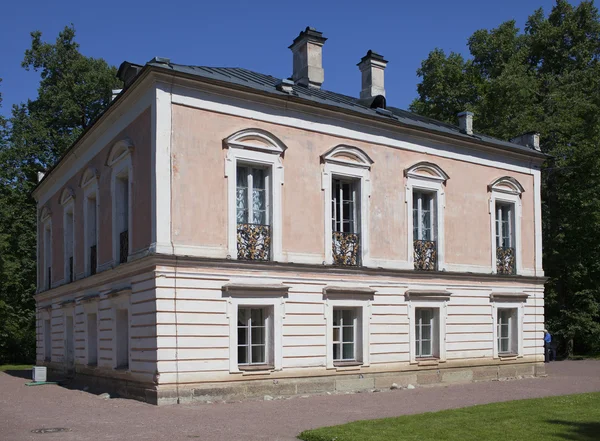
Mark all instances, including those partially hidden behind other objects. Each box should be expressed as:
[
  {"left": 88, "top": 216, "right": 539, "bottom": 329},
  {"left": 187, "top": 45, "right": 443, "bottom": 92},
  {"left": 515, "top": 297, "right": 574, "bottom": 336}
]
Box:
[
  {"left": 298, "top": 393, "right": 600, "bottom": 441},
  {"left": 0, "top": 364, "right": 32, "bottom": 372}
]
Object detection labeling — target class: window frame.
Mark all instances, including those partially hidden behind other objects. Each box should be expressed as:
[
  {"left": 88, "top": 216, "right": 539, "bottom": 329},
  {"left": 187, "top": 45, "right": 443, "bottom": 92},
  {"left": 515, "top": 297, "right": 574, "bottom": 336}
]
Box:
[
  {"left": 82, "top": 300, "right": 99, "bottom": 367},
  {"left": 110, "top": 152, "right": 133, "bottom": 267},
  {"left": 110, "top": 291, "right": 131, "bottom": 371},
  {"left": 405, "top": 163, "right": 447, "bottom": 271},
  {"left": 488, "top": 177, "right": 524, "bottom": 275},
  {"left": 490, "top": 294, "right": 526, "bottom": 359},
  {"left": 323, "top": 287, "right": 373, "bottom": 369},
  {"left": 236, "top": 305, "right": 273, "bottom": 368},
  {"left": 41, "top": 214, "right": 52, "bottom": 291},
  {"left": 223, "top": 284, "right": 287, "bottom": 374},
  {"left": 406, "top": 290, "right": 450, "bottom": 364},
  {"left": 82, "top": 169, "right": 100, "bottom": 277},
  {"left": 322, "top": 145, "right": 372, "bottom": 266},
  {"left": 62, "top": 199, "right": 75, "bottom": 284},
  {"left": 224, "top": 130, "right": 285, "bottom": 262},
  {"left": 236, "top": 163, "right": 271, "bottom": 226}
]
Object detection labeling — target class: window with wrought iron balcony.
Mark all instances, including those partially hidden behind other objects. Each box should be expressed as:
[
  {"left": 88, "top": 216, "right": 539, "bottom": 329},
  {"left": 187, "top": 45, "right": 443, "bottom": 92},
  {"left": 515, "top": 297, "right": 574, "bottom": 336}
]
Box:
[
  {"left": 413, "top": 191, "right": 437, "bottom": 270},
  {"left": 236, "top": 165, "right": 271, "bottom": 261},
  {"left": 496, "top": 202, "right": 516, "bottom": 274},
  {"left": 331, "top": 178, "right": 360, "bottom": 266}
]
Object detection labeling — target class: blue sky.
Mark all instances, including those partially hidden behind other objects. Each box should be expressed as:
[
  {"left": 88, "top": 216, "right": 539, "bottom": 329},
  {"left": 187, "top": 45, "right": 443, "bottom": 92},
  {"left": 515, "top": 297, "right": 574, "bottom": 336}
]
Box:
[{"left": 0, "top": 0, "right": 578, "bottom": 118}]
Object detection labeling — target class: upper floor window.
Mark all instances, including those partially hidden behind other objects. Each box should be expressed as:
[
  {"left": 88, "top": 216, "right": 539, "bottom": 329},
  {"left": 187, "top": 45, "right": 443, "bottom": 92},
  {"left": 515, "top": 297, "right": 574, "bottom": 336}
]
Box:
[
  {"left": 331, "top": 178, "right": 360, "bottom": 266},
  {"left": 224, "top": 129, "right": 286, "bottom": 262},
  {"left": 236, "top": 164, "right": 271, "bottom": 261},
  {"left": 81, "top": 168, "right": 99, "bottom": 276},
  {"left": 107, "top": 140, "right": 133, "bottom": 267},
  {"left": 60, "top": 188, "right": 75, "bottom": 283},
  {"left": 488, "top": 177, "right": 524, "bottom": 275},
  {"left": 405, "top": 162, "right": 448, "bottom": 271},
  {"left": 40, "top": 207, "right": 52, "bottom": 291},
  {"left": 322, "top": 145, "right": 373, "bottom": 267}
]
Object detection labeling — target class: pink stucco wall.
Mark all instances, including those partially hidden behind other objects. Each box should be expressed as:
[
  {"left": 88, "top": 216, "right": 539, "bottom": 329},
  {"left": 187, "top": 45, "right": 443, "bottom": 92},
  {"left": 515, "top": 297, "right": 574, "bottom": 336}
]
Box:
[
  {"left": 38, "top": 108, "right": 152, "bottom": 286},
  {"left": 170, "top": 104, "right": 537, "bottom": 271}
]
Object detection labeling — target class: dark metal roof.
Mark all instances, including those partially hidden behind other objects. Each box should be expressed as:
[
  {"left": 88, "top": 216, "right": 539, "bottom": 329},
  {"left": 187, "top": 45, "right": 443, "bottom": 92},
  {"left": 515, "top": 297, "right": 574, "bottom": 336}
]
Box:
[{"left": 145, "top": 59, "right": 546, "bottom": 159}]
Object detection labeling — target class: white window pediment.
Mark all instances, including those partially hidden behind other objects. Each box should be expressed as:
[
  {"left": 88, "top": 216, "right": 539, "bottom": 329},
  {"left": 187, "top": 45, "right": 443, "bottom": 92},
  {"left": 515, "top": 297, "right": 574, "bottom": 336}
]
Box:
[
  {"left": 40, "top": 206, "right": 52, "bottom": 222},
  {"left": 80, "top": 167, "right": 99, "bottom": 189},
  {"left": 404, "top": 161, "right": 449, "bottom": 184},
  {"left": 106, "top": 139, "right": 134, "bottom": 167},
  {"left": 321, "top": 145, "right": 373, "bottom": 169},
  {"left": 224, "top": 128, "right": 287, "bottom": 155},
  {"left": 59, "top": 187, "right": 75, "bottom": 205},
  {"left": 488, "top": 176, "right": 524, "bottom": 196}
]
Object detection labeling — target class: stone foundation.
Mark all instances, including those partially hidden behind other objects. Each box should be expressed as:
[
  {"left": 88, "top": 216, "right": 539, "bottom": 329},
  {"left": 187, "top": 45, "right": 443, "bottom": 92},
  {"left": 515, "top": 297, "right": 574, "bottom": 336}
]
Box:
[{"left": 44, "top": 361, "right": 545, "bottom": 405}]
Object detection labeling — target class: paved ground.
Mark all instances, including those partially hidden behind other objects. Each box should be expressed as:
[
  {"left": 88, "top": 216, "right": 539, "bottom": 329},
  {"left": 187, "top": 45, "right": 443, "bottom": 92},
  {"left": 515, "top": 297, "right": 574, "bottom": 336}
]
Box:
[{"left": 1, "top": 361, "right": 600, "bottom": 441}]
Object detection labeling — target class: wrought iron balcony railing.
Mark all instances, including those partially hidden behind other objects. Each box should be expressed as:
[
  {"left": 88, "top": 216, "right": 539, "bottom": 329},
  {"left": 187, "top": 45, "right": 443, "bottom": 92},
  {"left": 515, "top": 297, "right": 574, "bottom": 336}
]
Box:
[
  {"left": 90, "top": 245, "right": 97, "bottom": 275},
  {"left": 119, "top": 230, "right": 129, "bottom": 264},
  {"left": 497, "top": 246, "right": 516, "bottom": 275},
  {"left": 414, "top": 240, "right": 437, "bottom": 271},
  {"left": 332, "top": 231, "right": 360, "bottom": 266},
  {"left": 237, "top": 223, "right": 271, "bottom": 261},
  {"left": 68, "top": 256, "right": 74, "bottom": 283}
]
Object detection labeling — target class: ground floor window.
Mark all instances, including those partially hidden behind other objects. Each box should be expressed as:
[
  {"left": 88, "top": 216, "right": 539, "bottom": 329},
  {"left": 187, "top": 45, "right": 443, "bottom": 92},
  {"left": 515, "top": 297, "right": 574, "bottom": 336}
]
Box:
[
  {"left": 44, "top": 319, "right": 52, "bottom": 361},
  {"left": 415, "top": 307, "right": 440, "bottom": 359},
  {"left": 237, "top": 306, "right": 272, "bottom": 367},
  {"left": 87, "top": 313, "right": 98, "bottom": 366},
  {"left": 497, "top": 308, "right": 518, "bottom": 355},
  {"left": 332, "top": 308, "right": 361, "bottom": 363},
  {"left": 115, "top": 308, "right": 129, "bottom": 369}
]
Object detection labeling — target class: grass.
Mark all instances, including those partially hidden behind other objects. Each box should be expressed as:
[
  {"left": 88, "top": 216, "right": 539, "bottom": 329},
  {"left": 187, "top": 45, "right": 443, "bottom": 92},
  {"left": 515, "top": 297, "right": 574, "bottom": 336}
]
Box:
[
  {"left": 0, "top": 364, "right": 32, "bottom": 372},
  {"left": 298, "top": 393, "right": 600, "bottom": 441}
]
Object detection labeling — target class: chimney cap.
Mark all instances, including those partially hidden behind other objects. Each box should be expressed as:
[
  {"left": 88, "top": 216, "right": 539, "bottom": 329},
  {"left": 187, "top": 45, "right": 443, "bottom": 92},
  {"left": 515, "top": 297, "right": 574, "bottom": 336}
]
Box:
[
  {"left": 358, "top": 50, "right": 388, "bottom": 66},
  {"left": 289, "top": 27, "right": 327, "bottom": 49},
  {"left": 457, "top": 110, "right": 474, "bottom": 117}
]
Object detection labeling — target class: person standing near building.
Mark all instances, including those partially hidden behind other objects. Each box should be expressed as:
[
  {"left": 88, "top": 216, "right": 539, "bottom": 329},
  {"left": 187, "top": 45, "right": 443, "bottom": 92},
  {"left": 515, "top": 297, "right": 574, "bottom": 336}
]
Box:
[{"left": 544, "top": 329, "right": 552, "bottom": 362}]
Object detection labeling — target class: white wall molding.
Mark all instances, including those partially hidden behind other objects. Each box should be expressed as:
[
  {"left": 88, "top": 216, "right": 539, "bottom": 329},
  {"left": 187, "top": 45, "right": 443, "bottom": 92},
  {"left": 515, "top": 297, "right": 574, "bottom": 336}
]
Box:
[
  {"left": 152, "top": 82, "right": 173, "bottom": 254},
  {"left": 34, "top": 84, "right": 153, "bottom": 206},
  {"left": 170, "top": 84, "right": 540, "bottom": 176}
]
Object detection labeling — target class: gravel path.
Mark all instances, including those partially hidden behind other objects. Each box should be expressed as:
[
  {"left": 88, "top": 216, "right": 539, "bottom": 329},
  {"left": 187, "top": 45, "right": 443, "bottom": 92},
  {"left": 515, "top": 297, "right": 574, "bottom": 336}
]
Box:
[{"left": 1, "top": 361, "right": 599, "bottom": 441}]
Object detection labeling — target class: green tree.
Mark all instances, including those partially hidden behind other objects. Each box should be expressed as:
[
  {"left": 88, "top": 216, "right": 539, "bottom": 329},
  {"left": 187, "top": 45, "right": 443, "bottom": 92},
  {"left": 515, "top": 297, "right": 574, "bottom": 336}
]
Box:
[
  {"left": 0, "top": 25, "right": 121, "bottom": 363},
  {"left": 411, "top": 0, "right": 600, "bottom": 356}
]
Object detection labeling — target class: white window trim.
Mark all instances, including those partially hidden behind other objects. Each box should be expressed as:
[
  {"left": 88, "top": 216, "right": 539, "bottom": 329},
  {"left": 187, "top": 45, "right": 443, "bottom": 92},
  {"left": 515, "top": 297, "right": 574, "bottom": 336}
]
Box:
[
  {"left": 322, "top": 146, "right": 372, "bottom": 266},
  {"left": 223, "top": 286, "right": 286, "bottom": 374},
  {"left": 110, "top": 152, "right": 133, "bottom": 266},
  {"left": 82, "top": 176, "right": 100, "bottom": 277},
  {"left": 405, "top": 163, "right": 448, "bottom": 271},
  {"left": 82, "top": 300, "right": 99, "bottom": 366},
  {"left": 224, "top": 131, "right": 285, "bottom": 262},
  {"left": 323, "top": 287, "right": 373, "bottom": 369},
  {"left": 62, "top": 199, "right": 75, "bottom": 283},
  {"left": 406, "top": 291, "right": 450, "bottom": 364},
  {"left": 110, "top": 291, "right": 132, "bottom": 370},
  {"left": 489, "top": 184, "right": 522, "bottom": 275},
  {"left": 491, "top": 301, "right": 524, "bottom": 358}
]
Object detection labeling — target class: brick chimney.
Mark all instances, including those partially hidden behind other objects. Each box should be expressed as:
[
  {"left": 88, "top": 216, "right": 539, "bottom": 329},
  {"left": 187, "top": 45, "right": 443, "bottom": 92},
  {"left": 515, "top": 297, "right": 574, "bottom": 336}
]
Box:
[
  {"left": 289, "top": 27, "right": 327, "bottom": 89},
  {"left": 357, "top": 50, "right": 388, "bottom": 99},
  {"left": 510, "top": 132, "right": 541, "bottom": 151}
]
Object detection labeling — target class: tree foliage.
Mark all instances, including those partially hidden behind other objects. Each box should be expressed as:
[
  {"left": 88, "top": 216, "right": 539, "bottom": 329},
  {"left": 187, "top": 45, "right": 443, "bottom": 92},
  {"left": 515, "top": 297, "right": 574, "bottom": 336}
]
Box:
[
  {"left": 411, "top": 0, "right": 600, "bottom": 355},
  {"left": 0, "top": 26, "right": 121, "bottom": 363}
]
